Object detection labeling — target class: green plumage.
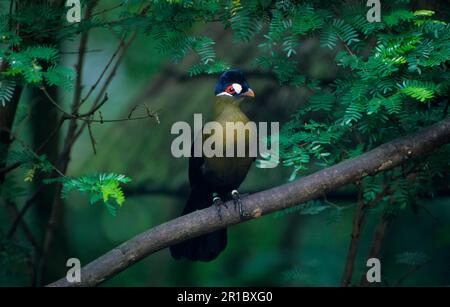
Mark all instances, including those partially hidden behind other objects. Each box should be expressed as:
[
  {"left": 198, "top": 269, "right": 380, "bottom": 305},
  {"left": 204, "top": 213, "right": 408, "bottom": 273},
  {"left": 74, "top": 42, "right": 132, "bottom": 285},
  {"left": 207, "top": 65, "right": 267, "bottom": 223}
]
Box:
[
  {"left": 171, "top": 71, "right": 255, "bottom": 261},
  {"left": 203, "top": 96, "right": 254, "bottom": 191}
]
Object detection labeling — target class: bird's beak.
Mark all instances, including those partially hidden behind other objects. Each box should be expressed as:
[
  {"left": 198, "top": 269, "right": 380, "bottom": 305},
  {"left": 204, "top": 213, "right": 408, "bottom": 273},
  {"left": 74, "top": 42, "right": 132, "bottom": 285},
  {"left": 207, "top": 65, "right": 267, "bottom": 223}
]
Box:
[{"left": 242, "top": 88, "right": 255, "bottom": 97}]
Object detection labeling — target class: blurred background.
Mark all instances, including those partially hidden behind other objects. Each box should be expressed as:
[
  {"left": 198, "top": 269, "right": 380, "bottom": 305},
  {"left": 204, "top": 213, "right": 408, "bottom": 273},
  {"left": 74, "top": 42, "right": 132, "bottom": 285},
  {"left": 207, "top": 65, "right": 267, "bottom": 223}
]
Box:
[{"left": 1, "top": 0, "right": 449, "bottom": 286}]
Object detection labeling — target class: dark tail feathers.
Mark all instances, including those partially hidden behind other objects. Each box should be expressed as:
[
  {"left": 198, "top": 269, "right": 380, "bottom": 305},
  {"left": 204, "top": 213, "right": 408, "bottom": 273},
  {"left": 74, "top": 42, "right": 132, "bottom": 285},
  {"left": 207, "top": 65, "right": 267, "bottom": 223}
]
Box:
[{"left": 170, "top": 187, "right": 227, "bottom": 262}]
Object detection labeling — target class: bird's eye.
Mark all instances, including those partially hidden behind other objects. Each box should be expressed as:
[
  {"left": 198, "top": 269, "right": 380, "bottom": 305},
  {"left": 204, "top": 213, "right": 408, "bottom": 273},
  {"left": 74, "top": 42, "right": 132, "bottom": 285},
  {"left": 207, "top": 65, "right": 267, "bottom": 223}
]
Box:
[{"left": 225, "top": 85, "right": 236, "bottom": 94}]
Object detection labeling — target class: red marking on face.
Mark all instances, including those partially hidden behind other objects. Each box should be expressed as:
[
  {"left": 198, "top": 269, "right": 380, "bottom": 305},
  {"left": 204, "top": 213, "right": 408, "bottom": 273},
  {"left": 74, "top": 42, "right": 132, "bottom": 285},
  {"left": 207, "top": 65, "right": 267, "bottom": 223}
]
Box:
[{"left": 225, "top": 85, "right": 236, "bottom": 95}]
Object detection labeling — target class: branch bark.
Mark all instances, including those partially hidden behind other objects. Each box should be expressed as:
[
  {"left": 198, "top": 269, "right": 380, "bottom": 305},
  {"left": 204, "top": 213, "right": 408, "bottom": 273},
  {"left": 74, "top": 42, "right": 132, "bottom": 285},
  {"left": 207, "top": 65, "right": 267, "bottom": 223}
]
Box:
[{"left": 48, "top": 117, "right": 450, "bottom": 287}]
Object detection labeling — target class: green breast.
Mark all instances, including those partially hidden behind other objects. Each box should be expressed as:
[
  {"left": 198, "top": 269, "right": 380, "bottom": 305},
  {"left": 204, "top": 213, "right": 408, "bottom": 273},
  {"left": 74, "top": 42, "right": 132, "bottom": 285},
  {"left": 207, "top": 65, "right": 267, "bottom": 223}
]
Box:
[{"left": 203, "top": 96, "right": 254, "bottom": 189}]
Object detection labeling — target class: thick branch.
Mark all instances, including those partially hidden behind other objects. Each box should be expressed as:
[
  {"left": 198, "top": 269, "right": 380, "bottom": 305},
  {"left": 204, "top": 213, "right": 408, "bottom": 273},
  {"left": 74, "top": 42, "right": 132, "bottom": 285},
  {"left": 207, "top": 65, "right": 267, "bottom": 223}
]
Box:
[{"left": 48, "top": 117, "right": 450, "bottom": 287}]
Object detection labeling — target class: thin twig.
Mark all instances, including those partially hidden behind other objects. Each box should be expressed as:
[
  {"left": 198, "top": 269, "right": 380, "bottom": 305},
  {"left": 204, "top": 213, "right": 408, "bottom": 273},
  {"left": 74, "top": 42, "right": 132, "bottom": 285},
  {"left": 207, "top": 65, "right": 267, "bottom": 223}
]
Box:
[
  {"left": 0, "top": 162, "right": 21, "bottom": 176},
  {"left": 60, "top": 49, "right": 102, "bottom": 55},
  {"left": 7, "top": 185, "right": 46, "bottom": 238},
  {"left": 90, "top": 33, "right": 136, "bottom": 108},
  {"left": 40, "top": 87, "right": 157, "bottom": 123},
  {"left": 5, "top": 200, "right": 41, "bottom": 254},
  {"left": 0, "top": 127, "right": 65, "bottom": 177},
  {"left": 394, "top": 245, "right": 450, "bottom": 286},
  {"left": 360, "top": 214, "right": 391, "bottom": 286},
  {"left": 5, "top": 199, "right": 39, "bottom": 287},
  {"left": 336, "top": 33, "right": 355, "bottom": 57},
  {"left": 90, "top": 2, "right": 124, "bottom": 18},
  {"left": 341, "top": 183, "right": 392, "bottom": 286},
  {"left": 80, "top": 40, "right": 124, "bottom": 105},
  {"left": 86, "top": 120, "right": 97, "bottom": 154},
  {"left": 394, "top": 261, "right": 429, "bottom": 286},
  {"left": 19, "top": 2, "right": 129, "bottom": 40},
  {"left": 78, "top": 93, "right": 108, "bottom": 117},
  {"left": 40, "top": 86, "right": 73, "bottom": 118},
  {"left": 35, "top": 117, "right": 65, "bottom": 153},
  {"left": 0, "top": 116, "right": 65, "bottom": 177},
  {"left": 341, "top": 183, "right": 366, "bottom": 287},
  {"left": 40, "top": 2, "right": 152, "bottom": 283},
  {"left": 39, "top": 0, "right": 100, "bottom": 283}
]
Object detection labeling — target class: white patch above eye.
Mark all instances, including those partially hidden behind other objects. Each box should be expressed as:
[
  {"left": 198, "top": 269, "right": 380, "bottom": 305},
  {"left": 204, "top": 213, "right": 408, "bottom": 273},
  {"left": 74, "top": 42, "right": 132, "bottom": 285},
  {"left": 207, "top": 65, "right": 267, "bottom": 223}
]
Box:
[
  {"left": 232, "top": 83, "right": 242, "bottom": 94},
  {"left": 216, "top": 92, "right": 233, "bottom": 97}
]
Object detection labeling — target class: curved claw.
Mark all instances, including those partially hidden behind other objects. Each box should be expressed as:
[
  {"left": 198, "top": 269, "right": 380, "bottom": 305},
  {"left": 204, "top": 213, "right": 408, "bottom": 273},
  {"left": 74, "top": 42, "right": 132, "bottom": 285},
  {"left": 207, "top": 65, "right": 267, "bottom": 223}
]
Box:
[
  {"left": 231, "top": 190, "right": 244, "bottom": 218},
  {"left": 213, "top": 194, "right": 225, "bottom": 220}
]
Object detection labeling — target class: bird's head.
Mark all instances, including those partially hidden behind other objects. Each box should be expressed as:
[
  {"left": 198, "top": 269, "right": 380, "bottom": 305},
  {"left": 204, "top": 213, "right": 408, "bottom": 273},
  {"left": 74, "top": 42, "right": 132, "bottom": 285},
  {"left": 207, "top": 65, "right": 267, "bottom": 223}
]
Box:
[{"left": 214, "top": 69, "right": 255, "bottom": 99}]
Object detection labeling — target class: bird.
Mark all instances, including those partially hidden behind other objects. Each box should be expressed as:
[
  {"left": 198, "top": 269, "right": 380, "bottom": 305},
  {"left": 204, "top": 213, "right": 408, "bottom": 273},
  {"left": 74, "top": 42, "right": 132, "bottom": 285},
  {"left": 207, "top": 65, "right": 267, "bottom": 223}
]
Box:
[{"left": 170, "top": 68, "right": 255, "bottom": 262}]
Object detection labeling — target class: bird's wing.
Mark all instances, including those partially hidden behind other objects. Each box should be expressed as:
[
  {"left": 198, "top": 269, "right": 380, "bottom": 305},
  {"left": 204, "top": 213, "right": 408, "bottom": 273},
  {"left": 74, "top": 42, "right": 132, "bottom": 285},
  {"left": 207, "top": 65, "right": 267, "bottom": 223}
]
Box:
[{"left": 188, "top": 136, "right": 205, "bottom": 188}]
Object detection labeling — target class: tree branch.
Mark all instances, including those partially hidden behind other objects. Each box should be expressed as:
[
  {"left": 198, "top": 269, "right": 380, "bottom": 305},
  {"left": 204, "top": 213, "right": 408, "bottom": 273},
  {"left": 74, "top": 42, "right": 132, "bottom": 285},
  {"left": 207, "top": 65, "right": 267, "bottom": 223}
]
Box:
[
  {"left": 39, "top": 0, "right": 99, "bottom": 282},
  {"left": 359, "top": 213, "right": 391, "bottom": 287},
  {"left": 340, "top": 183, "right": 393, "bottom": 286},
  {"left": 48, "top": 117, "right": 450, "bottom": 287},
  {"left": 340, "top": 183, "right": 366, "bottom": 287}
]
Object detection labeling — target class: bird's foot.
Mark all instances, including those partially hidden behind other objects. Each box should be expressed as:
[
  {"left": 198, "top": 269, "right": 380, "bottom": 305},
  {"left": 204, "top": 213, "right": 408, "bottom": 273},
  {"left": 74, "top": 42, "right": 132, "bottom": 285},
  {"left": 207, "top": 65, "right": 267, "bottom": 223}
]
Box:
[
  {"left": 231, "top": 190, "right": 245, "bottom": 218},
  {"left": 213, "top": 193, "right": 227, "bottom": 220}
]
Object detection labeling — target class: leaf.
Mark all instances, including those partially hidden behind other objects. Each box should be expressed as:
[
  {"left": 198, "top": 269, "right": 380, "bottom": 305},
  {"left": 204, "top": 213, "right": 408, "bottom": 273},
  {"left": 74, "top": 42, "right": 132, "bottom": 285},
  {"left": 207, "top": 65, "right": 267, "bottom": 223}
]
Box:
[
  {"left": 399, "top": 80, "right": 436, "bottom": 102},
  {"left": 0, "top": 178, "right": 27, "bottom": 202},
  {"left": 396, "top": 251, "right": 429, "bottom": 266},
  {"left": 23, "top": 45, "right": 59, "bottom": 63},
  {"left": 187, "top": 60, "right": 230, "bottom": 76},
  {"left": 384, "top": 10, "right": 415, "bottom": 27},
  {"left": 413, "top": 10, "right": 435, "bottom": 17},
  {"left": 24, "top": 165, "right": 37, "bottom": 182},
  {"left": 0, "top": 79, "right": 16, "bottom": 107},
  {"left": 44, "top": 66, "right": 75, "bottom": 90},
  {"left": 44, "top": 173, "right": 132, "bottom": 216}
]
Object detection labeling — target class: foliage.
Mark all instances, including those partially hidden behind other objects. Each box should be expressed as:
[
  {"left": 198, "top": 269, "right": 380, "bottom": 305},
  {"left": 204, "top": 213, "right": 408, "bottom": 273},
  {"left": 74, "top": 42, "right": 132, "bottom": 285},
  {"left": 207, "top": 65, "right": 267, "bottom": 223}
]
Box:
[
  {"left": 5, "top": 150, "right": 53, "bottom": 182},
  {"left": 0, "top": 0, "right": 449, "bottom": 287},
  {"left": 0, "top": 78, "right": 16, "bottom": 106},
  {"left": 44, "top": 173, "right": 132, "bottom": 216},
  {"left": 0, "top": 44, "right": 75, "bottom": 94},
  {"left": 0, "top": 1, "right": 447, "bottom": 209},
  {"left": 265, "top": 1, "right": 450, "bottom": 219},
  {"left": 0, "top": 236, "right": 31, "bottom": 286},
  {"left": 0, "top": 0, "right": 446, "bottom": 231},
  {"left": 0, "top": 177, "right": 27, "bottom": 202},
  {"left": 396, "top": 251, "right": 429, "bottom": 266}
]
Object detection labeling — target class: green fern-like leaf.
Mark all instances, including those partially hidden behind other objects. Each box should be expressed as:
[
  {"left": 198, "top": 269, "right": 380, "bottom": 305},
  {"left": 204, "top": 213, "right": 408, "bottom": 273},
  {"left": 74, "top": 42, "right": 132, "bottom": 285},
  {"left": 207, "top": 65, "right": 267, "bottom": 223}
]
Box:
[
  {"left": 384, "top": 9, "right": 415, "bottom": 27},
  {"left": 292, "top": 5, "right": 324, "bottom": 35},
  {"left": 399, "top": 80, "right": 436, "bottom": 102},
  {"left": 396, "top": 251, "right": 429, "bottom": 266},
  {"left": 230, "top": 3, "right": 262, "bottom": 42},
  {"left": 268, "top": 10, "right": 286, "bottom": 41},
  {"left": 188, "top": 60, "right": 230, "bottom": 76},
  {"left": 308, "top": 92, "right": 335, "bottom": 112},
  {"left": 23, "top": 45, "right": 59, "bottom": 63},
  {"left": 44, "top": 173, "right": 132, "bottom": 216},
  {"left": 321, "top": 19, "right": 359, "bottom": 49},
  {"left": 0, "top": 177, "right": 27, "bottom": 202},
  {"left": 44, "top": 66, "right": 75, "bottom": 90},
  {"left": 0, "top": 79, "right": 16, "bottom": 106}
]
